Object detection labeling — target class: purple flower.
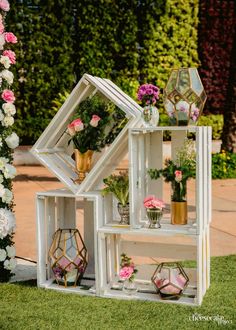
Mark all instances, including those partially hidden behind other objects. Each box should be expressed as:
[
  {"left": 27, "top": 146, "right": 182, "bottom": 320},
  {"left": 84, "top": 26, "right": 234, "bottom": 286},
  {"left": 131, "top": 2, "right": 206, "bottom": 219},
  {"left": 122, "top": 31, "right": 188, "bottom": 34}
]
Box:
[{"left": 137, "top": 83, "right": 160, "bottom": 105}]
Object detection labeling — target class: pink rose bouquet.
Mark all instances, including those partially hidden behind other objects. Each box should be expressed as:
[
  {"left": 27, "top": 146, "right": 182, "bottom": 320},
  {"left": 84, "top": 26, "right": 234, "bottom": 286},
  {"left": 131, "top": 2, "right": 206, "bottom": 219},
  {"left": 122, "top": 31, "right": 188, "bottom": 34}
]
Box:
[
  {"left": 119, "top": 253, "right": 138, "bottom": 283},
  {"left": 143, "top": 195, "right": 165, "bottom": 210}
]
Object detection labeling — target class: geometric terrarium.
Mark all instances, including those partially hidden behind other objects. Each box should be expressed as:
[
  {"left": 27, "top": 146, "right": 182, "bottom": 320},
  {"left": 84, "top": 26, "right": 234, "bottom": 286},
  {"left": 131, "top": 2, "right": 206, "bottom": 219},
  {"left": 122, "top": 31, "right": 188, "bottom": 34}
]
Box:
[
  {"left": 31, "top": 73, "right": 142, "bottom": 195},
  {"left": 163, "top": 68, "right": 207, "bottom": 126},
  {"left": 48, "top": 229, "right": 88, "bottom": 287},
  {"left": 151, "top": 262, "right": 189, "bottom": 300}
]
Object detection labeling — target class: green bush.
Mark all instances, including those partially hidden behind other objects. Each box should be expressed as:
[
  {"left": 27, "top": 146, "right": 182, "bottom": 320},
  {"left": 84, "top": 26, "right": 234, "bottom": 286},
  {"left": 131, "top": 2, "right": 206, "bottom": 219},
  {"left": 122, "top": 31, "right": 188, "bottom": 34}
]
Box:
[
  {"left": 212, "top": 151, "right": 236, "bottom": 179},
  {"left": 198, "top": 114, "right": 223, "bottom": 140}
]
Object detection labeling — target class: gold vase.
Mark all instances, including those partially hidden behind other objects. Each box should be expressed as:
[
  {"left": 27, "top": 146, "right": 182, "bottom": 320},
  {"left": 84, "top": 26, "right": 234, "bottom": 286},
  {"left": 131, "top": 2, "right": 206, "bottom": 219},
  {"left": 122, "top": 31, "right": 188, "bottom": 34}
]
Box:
[
  {"left": 171, "top": 201, "right": 187, "bottom": 225},
  {"left": 74, "top": 149, "right": 93, "bottom": 183}
]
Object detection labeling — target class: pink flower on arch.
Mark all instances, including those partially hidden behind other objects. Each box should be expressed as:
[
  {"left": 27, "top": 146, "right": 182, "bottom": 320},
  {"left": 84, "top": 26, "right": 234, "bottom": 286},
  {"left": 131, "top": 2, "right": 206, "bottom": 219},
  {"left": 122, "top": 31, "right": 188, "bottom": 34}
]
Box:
[
  {"left": 89, "top": 114, "right": 101, "bottom": 127},
  {"left": 0, "top": 0, "right": 10, "bottom": 12},
  {"left": 3, "top": 50, "right": 16, "bottom": 64},
  {"left": 1, "top": 89, "right": 15, "bottom": 103},
  {"left": 4, "top": 32, "right": 17, "bottom": 44}
]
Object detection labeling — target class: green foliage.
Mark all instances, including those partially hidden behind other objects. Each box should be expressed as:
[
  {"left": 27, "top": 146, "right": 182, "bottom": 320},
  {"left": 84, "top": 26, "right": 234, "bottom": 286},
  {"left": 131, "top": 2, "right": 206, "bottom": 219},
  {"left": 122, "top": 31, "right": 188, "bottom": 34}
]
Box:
[
  {"left": 138, "top": 0, "right": 199, "bottom": 89},
  {"left": 75, "top": 0, "right": 139, "bottom": 96},
  {"left": 212, "top": 151, "right": 236, "bottom": 179},
  {"left": 198, "top": 114, "right": 223, "bottom": 140},
  {"left": 102, "top": 171, "right": 129, "bottom": 206},
  {"left": 6, "top": 0, "right": 75, "bottom": 144}
]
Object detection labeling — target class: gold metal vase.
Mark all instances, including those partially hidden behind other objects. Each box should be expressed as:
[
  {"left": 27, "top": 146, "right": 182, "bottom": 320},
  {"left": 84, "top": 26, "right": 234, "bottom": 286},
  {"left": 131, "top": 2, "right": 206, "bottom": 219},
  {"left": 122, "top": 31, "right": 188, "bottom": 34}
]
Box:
[
  {"left": 74, "top": 149, "right": 93, "bottom": 183},
  {"left": 171, "top": 201, "right": 187, "bottom": 225}
]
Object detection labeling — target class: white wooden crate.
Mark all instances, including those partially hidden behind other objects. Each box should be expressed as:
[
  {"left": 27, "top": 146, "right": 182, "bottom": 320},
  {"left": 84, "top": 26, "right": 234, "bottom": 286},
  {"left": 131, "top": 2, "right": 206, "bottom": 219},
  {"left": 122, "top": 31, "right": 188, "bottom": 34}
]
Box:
[
  {"left": 31, "top": 74, "right": 142, "bottom": 195},
  {"left": 97, "top": 229, "right": 210, "bottom": 305},
  {"left": 36, "top": 188, "right": 103, "bottom": 296},
  {"left": 129, "top": 126, "right": 212, "bottom": 232}
]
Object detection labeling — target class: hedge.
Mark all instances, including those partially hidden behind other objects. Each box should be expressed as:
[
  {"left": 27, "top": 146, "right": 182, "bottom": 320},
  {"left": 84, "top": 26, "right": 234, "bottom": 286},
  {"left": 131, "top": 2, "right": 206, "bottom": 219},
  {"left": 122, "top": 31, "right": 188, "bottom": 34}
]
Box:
[{"left": 6, "top": 1, "right": 200, "bottom": 144}]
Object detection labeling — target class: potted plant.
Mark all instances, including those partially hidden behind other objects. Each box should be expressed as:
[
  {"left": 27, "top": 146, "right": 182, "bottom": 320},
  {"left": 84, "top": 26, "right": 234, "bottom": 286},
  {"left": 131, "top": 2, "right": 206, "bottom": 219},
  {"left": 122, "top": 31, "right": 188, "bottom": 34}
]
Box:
[
  {"left": 102, "top": 171, "right": 129, "bottom": 224},
  {"left": 119, "top": 253, "right": 138, "bottom": 295},
  {"left": 137, "top": 83, "right": 160, "bottom": 126},
  {"left": 148, "top": 139, "right": 196, "bottom": 225},
  {"left": 67, "top": 95, "right": 126, "bottom": 183},
  {"left": 143, "top": 195, "right": 165, "bottom": 229}
]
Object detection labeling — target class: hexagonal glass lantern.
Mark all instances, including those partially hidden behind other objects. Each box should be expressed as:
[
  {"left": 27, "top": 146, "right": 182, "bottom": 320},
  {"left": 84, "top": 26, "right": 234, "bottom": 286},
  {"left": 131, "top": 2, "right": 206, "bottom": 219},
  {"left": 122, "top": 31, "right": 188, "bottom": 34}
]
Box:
[
  {"left": 151, "top": 262, "right": 189, "bottom": 300},
  {"left": 48, "top": 228, "right": 88, "bottom": 287},
  {"left": 163, "top": 68, "right": 207, "bottom": 126}
]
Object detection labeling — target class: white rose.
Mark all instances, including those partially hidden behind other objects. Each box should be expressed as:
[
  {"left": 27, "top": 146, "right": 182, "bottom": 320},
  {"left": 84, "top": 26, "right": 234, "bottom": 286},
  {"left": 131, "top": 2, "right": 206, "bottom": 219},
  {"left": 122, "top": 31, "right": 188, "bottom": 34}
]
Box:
[
  {"left": 0, "top": 183, "right": 5, "bottom": 197},
  {"left": 2, "top": 115, "right": 14, "bottom": 127},
  {"left": 4, "top": 258, "right": 17, "bottom": 270},
  {"left": 0, "top": 69, "right": 14, "bottom": 85},
  {"left": 0, "top": 55, "right": 10, "bottom": 68},
  {"left": 0, "top": 248, "right": 6, "bottom": 261},
  {"left": 5, "top": 132, "right": 19, "bottom": 149},
  {"left": 0, "top": 110, "right": 4, "bottom": 121},
  {"left": 2, "top": 102, "right": 16, "bottom": 116},
  {"left": 3, "top": 163, "right": 17, "bottom": 179},
  {"left": 0, "top": 208, "right": 16, "bottom": 239},
  {"left": 0, "top": 174, "right": 3, "bottom": 183},
  {"left": 0, "top": 35, "right": 5, "bottom": 51},
  {"left": 6, "top": 245, "right": 15, "bottom": 258},
  {"left": 2, "top": 188, "right": 13, "bottom": 204},
  {"left": 0, "top": 157, "right": 8, "bottom": 170}
]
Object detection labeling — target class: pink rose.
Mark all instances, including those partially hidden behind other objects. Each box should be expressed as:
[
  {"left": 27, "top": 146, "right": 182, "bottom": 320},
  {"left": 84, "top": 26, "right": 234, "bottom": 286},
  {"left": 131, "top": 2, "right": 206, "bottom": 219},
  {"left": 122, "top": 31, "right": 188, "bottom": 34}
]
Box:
[
  {"left": 0, "top": 0, "right": 10, "bottom": 11},
  {"left": 67, "top": 122, "right": 75, "bottom": 136},
  {"left": 1, "top": 89, "right": 15, "bottom": 103},
  {"left": 3, "top": 50, "right": 16, "bottom": 64},
  {"left": 0, "top": 21, "right": 4, "bottom": 34},
  {"left": 161, "top": 281, "right": 180, "bottom": 294},
  {"left": 90, "top": 114, "right": 101, "bottom": 127},
  {"left": 4, "top": 32, "right": 17, "bottom": 44},
  {"left": 175, "top": 170, "right": 182, "bottom": 183},
  {"left": 71, "top": 118, "right": 84, "bottom": 132},
  {"left": 119, "top": 266, "right": 134, "bottom": 280}
]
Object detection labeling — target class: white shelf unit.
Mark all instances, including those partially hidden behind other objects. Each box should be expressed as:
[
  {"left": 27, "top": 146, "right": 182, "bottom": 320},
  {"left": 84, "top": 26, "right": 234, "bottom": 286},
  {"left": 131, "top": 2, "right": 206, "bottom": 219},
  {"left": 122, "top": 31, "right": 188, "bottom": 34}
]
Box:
[
  {"left": 36, "top": 188, "right": 102, "bottom": 296},
  {"left": 97, "top": 228, "right": 210, "bottom": 306},
  {"left": 96, "top": 126, "right": 211, "bottom": 305},
  {"left": 129, "top": 126, "right": 212, "bottom": 232}
]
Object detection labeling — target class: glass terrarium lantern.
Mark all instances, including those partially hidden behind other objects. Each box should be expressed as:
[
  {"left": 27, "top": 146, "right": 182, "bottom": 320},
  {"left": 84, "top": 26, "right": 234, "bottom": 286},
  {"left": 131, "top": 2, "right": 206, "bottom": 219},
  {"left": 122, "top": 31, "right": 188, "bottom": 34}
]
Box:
[
  {"left": 48, "top": 228, "right": 88, "bottom": 287},
  {"left": 163, "top": 68, "right": 207, "bottom": 126},
  {"left": 151, "top": 262, "right": 189, "bottom": 300}
]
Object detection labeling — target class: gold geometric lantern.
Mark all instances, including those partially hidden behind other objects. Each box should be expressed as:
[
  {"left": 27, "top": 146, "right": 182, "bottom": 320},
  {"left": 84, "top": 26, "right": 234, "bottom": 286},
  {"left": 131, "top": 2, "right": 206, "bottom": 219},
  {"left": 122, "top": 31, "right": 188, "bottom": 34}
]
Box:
[
  {"left": 163, "top": 68, "right": 207, "bottom": 126},
  {"left": 48, "top": 228, "right": 88, "bottom": 287},
  {"left": 151, "top": 262, "right": 189, "bottom": 300}
]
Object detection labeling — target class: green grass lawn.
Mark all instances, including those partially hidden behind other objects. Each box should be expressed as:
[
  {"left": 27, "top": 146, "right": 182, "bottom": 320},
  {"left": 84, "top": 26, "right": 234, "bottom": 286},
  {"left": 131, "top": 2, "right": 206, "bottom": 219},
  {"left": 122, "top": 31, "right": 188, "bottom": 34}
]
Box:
[{"left": 0, "top": 255, "right": 236, "bottom": 330}]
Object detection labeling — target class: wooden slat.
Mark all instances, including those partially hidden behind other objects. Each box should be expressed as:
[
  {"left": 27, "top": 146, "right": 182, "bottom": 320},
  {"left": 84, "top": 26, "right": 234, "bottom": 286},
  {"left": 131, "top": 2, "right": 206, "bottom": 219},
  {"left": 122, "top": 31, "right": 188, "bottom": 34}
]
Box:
[{"left": 36, "top": 196, "right": 47, "bottom": 286}]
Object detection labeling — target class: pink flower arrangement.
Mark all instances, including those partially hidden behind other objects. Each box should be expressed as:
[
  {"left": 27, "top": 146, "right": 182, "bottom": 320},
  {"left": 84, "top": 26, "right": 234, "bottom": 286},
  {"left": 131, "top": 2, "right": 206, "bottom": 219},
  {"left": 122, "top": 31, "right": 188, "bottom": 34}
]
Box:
[
  {"left": 143, "top": 195, "right": 165, "bottom": 210},
  {"left": 3, "top": 50, "right": 16, "bottom": 64},
  {"left": 155, "top": 273, "right": 186, "bottom": 294},
  {"left": 137, "top": 83, "right": 160, "bottom": 106},
  {"left": 1, "top": 89, "right": 15, "bottom": 103},
  {"left": 174, "top": 170, "right": 182, "bottom": 183},
  {"left": 0, "top": 0, "right": 10, "bottom": 12},
  {"left": 4, "top": 32, "right": 17, "bottom": 44},
  {"left": 190, "top": 104, "right": 200, "bottom": 122},
  {"left": 119, "top": 253, "right": 138, "bottom": 283},
  {"left": 89, "top": 114, "right": 101, "bottom": 127}
]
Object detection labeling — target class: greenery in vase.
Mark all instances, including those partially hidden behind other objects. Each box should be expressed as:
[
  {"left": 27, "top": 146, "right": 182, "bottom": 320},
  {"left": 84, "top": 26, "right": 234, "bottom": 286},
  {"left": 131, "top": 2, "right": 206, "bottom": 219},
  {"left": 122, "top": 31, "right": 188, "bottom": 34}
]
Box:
[
  {"left": 148, "top": 140, "right": 196, "bottom": 202},
  {"left": 102, "top": 171, "right": 129, "bottom": 206},
  {"left": 67, "top": 95, "right": 127, "bottom": 154}
]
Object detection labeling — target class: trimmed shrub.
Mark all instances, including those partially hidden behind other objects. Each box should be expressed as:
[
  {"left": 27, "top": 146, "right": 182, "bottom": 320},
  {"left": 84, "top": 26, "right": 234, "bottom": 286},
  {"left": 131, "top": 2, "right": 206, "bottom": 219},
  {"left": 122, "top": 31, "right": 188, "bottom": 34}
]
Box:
[{"left": 212, "top": 151, "right": 236, "bottom": 179}]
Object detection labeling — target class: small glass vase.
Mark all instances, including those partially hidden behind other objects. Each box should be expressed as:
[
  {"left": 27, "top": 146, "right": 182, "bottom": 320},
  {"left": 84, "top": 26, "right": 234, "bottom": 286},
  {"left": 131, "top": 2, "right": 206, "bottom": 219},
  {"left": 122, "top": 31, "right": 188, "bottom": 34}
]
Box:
[
  {"left": 142, "top": 105, "right": 159, "bottom": 127},
  {"left": 146, "top": 208, "right": 162, "bottom": 229},
  {"left": 122, "top": 279, "right": 138, "bottom": 295}
]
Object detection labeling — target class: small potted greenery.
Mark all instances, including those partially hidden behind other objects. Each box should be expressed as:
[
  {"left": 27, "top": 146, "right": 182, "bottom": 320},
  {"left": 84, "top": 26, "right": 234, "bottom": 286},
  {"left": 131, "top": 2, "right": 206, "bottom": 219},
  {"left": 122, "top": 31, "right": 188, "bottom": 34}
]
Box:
[{"left": 102, "top": 171, "right": 129, "bottom": 224}]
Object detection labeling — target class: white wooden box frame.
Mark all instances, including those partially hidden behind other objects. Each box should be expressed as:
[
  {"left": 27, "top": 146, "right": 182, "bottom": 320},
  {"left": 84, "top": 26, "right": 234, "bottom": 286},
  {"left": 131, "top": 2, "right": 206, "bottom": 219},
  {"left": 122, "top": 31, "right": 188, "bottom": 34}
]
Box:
[
  {"left": 97, "top": 227, "right": 210, "bottom": 306},
  {"left": 36, "top": 188, "right": 103, "bottom": 296},
  {"left": 31, "top": 74, "right": 142, "bottom": 195},
  {"left": 129, "top": 126, "right": 212, "bottom": 234}
]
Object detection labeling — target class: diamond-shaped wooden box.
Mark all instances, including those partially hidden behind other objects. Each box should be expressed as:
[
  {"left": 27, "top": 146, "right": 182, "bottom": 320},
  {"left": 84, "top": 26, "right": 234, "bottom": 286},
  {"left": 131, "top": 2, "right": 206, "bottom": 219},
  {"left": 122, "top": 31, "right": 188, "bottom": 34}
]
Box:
[{"left": 31, "top": 74, "right": 142, "bottom": 194}]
